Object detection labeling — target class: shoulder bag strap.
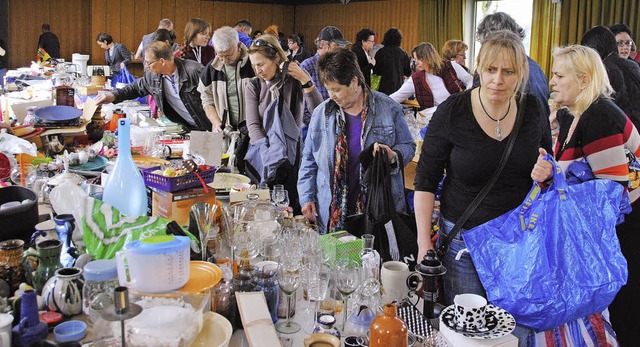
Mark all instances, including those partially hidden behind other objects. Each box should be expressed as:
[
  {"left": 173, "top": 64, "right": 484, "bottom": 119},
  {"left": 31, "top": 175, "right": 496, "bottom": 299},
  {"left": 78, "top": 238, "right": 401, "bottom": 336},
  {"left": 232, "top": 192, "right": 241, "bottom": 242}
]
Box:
[{"left": 437, "top": 94, "right": 527, "bottom": 256}]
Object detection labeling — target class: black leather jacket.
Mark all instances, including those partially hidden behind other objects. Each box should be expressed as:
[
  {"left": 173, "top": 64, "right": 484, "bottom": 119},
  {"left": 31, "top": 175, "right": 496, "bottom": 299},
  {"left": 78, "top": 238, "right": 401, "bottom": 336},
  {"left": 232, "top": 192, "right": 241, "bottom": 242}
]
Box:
[{"left": 112, "top": 58, "right": 212, "bottom": 131}]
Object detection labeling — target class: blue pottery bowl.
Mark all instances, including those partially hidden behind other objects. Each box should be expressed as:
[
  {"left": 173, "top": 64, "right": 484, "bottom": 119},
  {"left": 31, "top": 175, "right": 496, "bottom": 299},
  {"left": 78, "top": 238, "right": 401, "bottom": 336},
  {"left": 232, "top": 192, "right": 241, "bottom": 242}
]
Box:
[{"left": 53, "top": 320, "right": 87, "bottom": 343}]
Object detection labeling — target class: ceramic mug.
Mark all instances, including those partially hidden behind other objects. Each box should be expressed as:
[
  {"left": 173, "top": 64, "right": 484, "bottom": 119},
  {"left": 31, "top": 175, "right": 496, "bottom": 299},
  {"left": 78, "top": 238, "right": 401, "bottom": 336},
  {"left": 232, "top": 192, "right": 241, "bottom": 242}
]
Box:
[
  {"left": 380, "top": 261, "right": 412, "bottom": 303},
  {"left": 453, "top": 293, "right": 487, "bottom": 331},
  {"left": 0, "top": 313, "right": 12, "bottom": 346}
]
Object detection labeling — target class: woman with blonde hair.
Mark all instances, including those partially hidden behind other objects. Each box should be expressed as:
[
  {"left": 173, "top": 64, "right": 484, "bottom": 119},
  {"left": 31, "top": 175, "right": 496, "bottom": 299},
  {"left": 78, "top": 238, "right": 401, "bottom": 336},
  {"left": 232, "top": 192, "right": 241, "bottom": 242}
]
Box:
[
  {"left": 442, "top": 39, "right": 469, "bottom": 71},
  {"left": 414, "top": 30, "right": 552, "bottom": 304},
  {"left": 180, "top": 18, "right": 215, "bottom": 66},
  {"left": 390, "top": 42, "right": 470, "bottom": 110},
  {"left": 532, "top": 44, "right": 640, "bottom": 345}
]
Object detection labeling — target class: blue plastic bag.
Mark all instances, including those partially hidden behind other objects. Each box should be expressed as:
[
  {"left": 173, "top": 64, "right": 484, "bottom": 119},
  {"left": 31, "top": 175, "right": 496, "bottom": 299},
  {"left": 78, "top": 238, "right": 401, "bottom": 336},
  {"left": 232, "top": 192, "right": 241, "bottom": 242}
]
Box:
[
  {"left": 463, "top": 154, "right": 628, "bottom": 331},
  {"left": 111, "top": 66, "right": 136, "bottom": 87},
  {"left": 111, "top": 66, "right": 146, "bottom": 105}
]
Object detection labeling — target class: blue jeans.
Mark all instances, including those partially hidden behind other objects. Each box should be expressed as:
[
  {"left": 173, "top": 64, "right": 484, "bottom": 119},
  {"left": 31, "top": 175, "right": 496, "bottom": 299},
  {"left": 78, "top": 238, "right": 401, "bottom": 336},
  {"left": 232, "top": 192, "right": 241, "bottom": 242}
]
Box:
[
  {"left": 438, "top": 217, "right": 532, "bottom": 345},
  {"left": 437, "top": 218, "right": 486, "bottom": 306}
]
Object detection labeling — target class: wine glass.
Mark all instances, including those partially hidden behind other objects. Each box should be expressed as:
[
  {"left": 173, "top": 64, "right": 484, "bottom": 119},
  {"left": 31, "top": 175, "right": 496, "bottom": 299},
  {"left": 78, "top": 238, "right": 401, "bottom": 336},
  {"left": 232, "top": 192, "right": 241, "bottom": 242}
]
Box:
[
  {"left": 275, "top": 261, "right": 302, "bottom": 334},
  {"left": 272, "top": 185, "right": 286, "bottom": 205},
  {"left": 190, "top": 202, "right": 219, "bottom": 261},
  {"left": 307, "top": 265, "right": 331, "bottom": 333},
  {"left": 276, "top": 190, "right": 290, "bottom": 209},
  {"left": 335, "top": 258, "right": 362, "bottom": 331}
]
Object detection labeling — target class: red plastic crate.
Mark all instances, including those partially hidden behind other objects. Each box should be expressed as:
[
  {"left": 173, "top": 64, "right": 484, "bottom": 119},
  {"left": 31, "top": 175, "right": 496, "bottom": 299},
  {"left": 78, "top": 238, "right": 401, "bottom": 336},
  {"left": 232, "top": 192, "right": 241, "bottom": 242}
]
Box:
[{"left": 142, "top": 166, "right": 215, "bottom": 192}]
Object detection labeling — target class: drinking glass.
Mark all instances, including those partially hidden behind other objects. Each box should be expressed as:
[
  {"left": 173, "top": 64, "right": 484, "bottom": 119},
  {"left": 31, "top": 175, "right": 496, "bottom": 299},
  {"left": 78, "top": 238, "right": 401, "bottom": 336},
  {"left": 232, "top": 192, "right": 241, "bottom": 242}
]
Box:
[
  {"left": 307, "top": 265, "right": 331, "bottom": 333},
  {"left": 276, "top": 191, "right": 290, "bottom": 209},
  {"left": 275, "top": 262, "right": 301, "bottom": 334},
  {"left": 335, "top": 258, "right": 362, "bottom": 331},
  {"left": 300, "top": 251, "right": 323, "bottom": 320},
  {"left": 272, "top": 185, "right": 286, "bottom": 205},
  {"left": 190, "top": 202, "right": 219, "bottom": 261}
]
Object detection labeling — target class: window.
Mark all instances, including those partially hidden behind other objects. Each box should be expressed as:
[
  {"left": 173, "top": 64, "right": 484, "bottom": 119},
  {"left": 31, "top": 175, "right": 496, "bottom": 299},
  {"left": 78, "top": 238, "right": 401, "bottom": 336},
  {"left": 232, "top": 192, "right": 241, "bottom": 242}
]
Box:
[{"left": 469, "top": 0, "right": 534, "bottom": 71}]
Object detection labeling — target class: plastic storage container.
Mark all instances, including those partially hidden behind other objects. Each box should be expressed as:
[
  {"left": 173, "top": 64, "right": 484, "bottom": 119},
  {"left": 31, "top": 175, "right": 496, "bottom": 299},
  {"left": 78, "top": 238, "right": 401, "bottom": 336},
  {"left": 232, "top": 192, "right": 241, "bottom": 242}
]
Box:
[{"left": 83, "top": 259, "right": 119, "bottom": 324}]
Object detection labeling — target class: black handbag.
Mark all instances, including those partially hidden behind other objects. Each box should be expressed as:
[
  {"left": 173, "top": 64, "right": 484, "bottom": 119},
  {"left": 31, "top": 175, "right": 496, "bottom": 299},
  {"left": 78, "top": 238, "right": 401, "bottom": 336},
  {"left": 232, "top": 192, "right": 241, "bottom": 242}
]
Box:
[{"left": 346, "top": 148, "right": 419, "bottom": 269}]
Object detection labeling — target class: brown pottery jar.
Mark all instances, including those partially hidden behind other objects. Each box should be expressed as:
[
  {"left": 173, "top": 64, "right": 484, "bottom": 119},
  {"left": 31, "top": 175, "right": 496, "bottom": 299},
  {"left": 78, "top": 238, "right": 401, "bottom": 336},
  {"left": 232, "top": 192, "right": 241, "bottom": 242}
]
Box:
[{"left": 369, "top": 303, "right": 408, "bottom": 347}]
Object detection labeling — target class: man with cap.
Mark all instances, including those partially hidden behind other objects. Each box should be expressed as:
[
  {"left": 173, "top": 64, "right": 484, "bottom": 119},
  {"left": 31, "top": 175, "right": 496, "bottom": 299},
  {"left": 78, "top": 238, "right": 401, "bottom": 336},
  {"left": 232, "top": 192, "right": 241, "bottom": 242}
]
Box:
[{"left": 299, "top": 26, "right": 350, "bottom": 136}]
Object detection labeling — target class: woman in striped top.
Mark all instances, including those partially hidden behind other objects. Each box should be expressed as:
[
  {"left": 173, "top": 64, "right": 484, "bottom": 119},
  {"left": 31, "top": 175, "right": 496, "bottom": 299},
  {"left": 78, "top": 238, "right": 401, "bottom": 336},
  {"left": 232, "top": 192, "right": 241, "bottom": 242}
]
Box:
[{"left": 532, "top": 44, "right": 640, "bottom": 345}]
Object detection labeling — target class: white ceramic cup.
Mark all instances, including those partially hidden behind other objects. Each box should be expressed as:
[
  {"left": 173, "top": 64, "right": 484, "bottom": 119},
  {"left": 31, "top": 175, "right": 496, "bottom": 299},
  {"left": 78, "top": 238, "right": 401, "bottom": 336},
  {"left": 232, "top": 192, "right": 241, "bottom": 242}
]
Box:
[
  {"left": 0, "top": 313, "right": 12, "bottom": 346},
  {"left": 380, "top": 261, "right": 410, "bottom": 303},
  {"left": 453, "top": 293, "right": 487, "bottom": 331}
]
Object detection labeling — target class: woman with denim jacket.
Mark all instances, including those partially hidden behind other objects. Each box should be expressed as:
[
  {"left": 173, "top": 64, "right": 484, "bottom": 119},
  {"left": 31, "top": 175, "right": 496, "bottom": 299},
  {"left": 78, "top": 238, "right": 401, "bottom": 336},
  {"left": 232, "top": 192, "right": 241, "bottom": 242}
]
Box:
[{"left": 297, "top": 48, "right": 415, "bottom": 234}]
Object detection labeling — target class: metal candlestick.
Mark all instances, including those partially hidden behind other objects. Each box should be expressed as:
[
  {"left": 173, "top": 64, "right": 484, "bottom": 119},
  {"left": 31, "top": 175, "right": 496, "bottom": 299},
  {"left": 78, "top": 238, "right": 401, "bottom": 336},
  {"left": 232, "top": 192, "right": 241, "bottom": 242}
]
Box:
[{"left": 101, "top": 286, "right": 142, "bottom": 347}]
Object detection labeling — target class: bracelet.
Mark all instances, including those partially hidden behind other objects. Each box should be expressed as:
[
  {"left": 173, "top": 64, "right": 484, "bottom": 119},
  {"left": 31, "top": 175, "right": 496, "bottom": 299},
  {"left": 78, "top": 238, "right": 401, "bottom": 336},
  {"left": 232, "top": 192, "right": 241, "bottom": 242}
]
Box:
[{"left": 301, "top": 80, "right": 314, "bottom": 89}]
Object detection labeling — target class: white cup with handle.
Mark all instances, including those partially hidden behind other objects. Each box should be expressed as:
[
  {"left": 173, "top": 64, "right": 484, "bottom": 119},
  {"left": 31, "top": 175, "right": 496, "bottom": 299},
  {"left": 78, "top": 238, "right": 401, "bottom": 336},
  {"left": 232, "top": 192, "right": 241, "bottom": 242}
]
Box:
[
  {"left": 380, "top": 261, "right": 413, "bottom": 303},
  {"left": 0, "top": 313, "right": 12, "bottom": 346}
]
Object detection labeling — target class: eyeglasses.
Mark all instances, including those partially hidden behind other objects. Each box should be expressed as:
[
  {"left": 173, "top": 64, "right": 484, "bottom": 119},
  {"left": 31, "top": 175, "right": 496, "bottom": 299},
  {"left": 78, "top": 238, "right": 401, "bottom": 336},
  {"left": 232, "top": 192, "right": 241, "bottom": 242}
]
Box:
[
  {"left": 366, "top": 39, "right": 375, "bottom": 43},
  {"left": 145, "top": 59, "right": 159, "bottom": 68},
  {"left": 252, "top": 39, "right": 277, "bottom": 51},
  {"left": 617, "top": 40, "right": 633, "bottom": 47}
]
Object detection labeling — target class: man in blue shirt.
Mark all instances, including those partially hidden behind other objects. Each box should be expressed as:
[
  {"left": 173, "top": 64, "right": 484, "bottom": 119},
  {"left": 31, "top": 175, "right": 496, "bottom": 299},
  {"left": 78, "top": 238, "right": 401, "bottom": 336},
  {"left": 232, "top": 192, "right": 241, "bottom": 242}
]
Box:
[{"left": 300, "top": 26, "right": 351, "bottom": 137}]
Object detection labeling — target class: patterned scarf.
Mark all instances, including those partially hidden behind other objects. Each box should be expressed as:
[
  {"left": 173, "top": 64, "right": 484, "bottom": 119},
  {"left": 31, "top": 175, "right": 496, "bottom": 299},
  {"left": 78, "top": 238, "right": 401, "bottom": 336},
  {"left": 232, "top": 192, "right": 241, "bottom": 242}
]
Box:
[{"left": 328, "top": 89, "right": 369, "bottom": 232}]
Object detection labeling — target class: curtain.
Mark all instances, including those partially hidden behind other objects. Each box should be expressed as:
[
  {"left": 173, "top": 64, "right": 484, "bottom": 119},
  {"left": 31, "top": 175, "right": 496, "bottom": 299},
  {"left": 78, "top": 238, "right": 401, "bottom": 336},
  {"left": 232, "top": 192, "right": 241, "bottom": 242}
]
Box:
[
  {"left": 559, "top": 0, "right": 639, "bottom": 46},
  {"left": 419, "top": 0, "right": 465, "bottom": 54},
  {"left": 530, "top": 0, "right": 562, "bottom": 79}
]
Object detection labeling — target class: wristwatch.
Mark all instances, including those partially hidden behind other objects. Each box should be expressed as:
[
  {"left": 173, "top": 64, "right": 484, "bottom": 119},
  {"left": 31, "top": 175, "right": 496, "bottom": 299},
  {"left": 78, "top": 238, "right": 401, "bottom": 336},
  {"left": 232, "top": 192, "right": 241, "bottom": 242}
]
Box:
[{"left": 301, "top": 80, "right": 314, "bottom": 89}]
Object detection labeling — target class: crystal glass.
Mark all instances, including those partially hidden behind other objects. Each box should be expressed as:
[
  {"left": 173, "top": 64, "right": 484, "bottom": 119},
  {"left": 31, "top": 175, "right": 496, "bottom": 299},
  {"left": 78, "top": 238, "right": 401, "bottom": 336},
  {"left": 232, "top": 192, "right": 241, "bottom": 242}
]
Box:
[
  {"left": 190, "top": 202, "right": 219, "bottom": 261},
  {"left": 335, "top": 258, "right": 362, "bottom": 331},
  {"left": 275, "top": 261, "right": 301, "bottom": 334},
  {"left": 307, "top": 265, "right": 331, "bottom": 333},
  {"left": 272, "top": 185, "right": 287, "bottom": 205}
]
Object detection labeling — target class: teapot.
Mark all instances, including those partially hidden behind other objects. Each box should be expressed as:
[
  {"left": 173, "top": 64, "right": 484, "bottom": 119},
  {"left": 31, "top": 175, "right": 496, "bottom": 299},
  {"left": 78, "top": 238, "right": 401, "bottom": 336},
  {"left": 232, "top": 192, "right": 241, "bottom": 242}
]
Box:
[
  {"left": 32, "top": 152, "right": 85, "bottom": 204},
  {"left": 33, "top": 171, "right": 85, "bottom": 205}
]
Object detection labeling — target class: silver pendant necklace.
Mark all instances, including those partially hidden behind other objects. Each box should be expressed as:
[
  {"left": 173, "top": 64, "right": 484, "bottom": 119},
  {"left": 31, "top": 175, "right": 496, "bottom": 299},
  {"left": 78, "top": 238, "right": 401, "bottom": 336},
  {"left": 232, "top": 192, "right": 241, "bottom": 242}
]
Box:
[{"left": 478, "top": 87, "right": 511, "bottom": 140}]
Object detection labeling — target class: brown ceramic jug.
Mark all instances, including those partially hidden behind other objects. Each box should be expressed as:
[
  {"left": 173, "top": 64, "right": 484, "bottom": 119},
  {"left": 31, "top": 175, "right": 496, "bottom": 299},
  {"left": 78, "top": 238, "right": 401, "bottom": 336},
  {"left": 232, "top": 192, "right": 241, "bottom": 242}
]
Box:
[{"left": 369, "top": 303, "right": 408, "bottom": 347}]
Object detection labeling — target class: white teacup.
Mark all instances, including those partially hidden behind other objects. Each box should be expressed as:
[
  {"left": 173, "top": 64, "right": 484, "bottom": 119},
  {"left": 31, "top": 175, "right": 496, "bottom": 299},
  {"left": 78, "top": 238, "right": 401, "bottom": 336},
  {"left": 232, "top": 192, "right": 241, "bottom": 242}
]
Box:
[
  {"left": 453, "top": 293, "right": 487, "bottom": 331},
  {"left": 380, "top": 261, "right": 410, "bottom": 303},
  {"left": 0, "top": 313, "right": 12, "bottom": 346}
]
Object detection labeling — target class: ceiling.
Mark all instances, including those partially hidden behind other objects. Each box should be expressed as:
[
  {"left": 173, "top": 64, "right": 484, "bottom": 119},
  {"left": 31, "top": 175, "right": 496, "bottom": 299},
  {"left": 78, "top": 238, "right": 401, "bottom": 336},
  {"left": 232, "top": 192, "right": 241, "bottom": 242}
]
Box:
[{"left": 206, "top": 0, "right": 384, "bottom": 5}]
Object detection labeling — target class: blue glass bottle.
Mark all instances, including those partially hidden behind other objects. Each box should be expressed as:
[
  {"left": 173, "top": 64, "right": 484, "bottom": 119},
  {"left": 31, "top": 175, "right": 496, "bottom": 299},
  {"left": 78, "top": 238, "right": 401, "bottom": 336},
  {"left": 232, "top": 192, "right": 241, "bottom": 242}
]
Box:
[
  {"left": 254, "top": 265, "right": 279, "bottom": 323},
  {"left": 103, "top": 118, "right": 148, "bottom": 216}
]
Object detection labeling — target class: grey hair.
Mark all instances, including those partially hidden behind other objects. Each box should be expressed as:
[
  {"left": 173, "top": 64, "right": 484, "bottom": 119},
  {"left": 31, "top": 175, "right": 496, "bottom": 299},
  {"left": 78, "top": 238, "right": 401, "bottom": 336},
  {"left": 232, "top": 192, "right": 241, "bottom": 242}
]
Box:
[
  {"left": 476, "top": 12, "right": 526, "bottom": 43},
  {"left": 212, "top": 26, "right": 239, "bottom": 52}
]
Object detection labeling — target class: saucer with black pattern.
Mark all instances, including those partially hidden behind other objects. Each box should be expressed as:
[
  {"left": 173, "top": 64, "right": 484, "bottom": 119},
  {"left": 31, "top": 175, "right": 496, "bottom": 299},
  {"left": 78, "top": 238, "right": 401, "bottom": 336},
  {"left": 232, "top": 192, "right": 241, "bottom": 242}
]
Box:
[{"left": 441, "top": 304, "right": 516, "bottom": 339}]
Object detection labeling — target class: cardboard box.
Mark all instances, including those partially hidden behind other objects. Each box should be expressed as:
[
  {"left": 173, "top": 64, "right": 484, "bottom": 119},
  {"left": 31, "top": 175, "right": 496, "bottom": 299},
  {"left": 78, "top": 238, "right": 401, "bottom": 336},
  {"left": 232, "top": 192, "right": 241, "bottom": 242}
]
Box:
[
  {"left": 76, "top": 86, "right": 104, "bottom": 96},
  {"left": 151, "top": 186, "right": 217, "bottom": 227}
]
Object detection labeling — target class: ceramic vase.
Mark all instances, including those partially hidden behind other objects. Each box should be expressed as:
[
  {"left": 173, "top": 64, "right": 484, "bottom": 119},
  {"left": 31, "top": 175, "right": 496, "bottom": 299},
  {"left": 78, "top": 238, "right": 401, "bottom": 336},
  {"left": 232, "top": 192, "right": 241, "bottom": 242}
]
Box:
[
  {"left": 22, "top": 239, "right": 63, "bottom": 294},
  {"left": 0, "top": 239, "right": 26, "bottom": 294},
  {"left": 12, "top": 289, "right": 48, "bottom": 347},
  {"left": 42, "top": 267, "right": 84, "bottom": 316},
  {"left": 53, "top": 214, "right": 76, "bottom": 267},
  {"left": 369, "top": 303, "right": 408, "bottom": 347}
]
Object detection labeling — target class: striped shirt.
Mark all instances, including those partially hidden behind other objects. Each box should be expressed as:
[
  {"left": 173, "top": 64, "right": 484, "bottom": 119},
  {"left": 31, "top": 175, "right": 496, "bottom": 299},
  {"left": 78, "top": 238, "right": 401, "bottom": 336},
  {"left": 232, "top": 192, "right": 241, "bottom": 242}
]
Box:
[{"left": 555, "top": 98, "right": 640, "bottom": 203}]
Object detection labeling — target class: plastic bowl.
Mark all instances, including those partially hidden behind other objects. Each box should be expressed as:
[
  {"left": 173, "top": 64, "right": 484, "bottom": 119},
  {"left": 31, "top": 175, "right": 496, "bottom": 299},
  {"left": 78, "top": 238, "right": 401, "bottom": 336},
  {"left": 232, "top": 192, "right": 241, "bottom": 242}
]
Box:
[
  {"left": 53, "top": 320, "right": 87, "bottom": 343},
  {"left": 191, "top": 312, "right": 233, "bottom": 347}
]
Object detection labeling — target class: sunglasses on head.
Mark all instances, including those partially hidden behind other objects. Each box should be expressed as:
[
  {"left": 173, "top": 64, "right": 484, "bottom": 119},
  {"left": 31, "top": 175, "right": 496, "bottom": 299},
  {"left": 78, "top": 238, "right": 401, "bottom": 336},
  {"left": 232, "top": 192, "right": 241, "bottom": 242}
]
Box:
[{"left": 252, "top": 39, "right": 276, "bottom": 51}]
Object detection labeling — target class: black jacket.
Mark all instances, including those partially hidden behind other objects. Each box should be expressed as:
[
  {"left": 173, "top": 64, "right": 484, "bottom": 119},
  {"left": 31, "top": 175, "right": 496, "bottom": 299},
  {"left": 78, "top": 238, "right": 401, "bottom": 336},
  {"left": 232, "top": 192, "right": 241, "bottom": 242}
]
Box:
[
  {"left": 38, "top": 32, "right": 60, "bottom": 59},
  {"left": 604, "top": 55, "right": 640, "bottom": 131},
  {"left": 352, "top": 44, "right": 373, "bottom": 87},
  {"left": 105, "top": 43, "right": 131, "bottom": 76},
  {"left": 112, "top": 58, "right": 211, "bottom": 131},
  {"left": 372, "top": 45, "right": 411, "bottom": 95}
]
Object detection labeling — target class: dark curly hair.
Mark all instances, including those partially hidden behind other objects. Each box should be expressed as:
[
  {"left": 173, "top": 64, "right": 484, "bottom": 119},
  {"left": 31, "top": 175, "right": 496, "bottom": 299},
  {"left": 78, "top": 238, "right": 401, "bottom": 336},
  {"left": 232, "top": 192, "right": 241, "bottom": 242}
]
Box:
[
  {"left": 381, "top": 28, "right": 403, "bottom": 47},
  {"left": 355, "top": 28, "right": 375, "bottom": 47}
]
